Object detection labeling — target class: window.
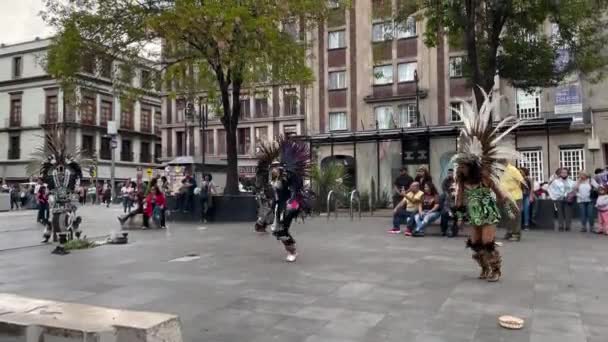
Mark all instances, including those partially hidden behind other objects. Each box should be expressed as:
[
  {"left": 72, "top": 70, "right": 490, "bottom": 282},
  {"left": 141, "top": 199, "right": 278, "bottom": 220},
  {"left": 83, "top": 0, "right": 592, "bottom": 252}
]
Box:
[
  {"left": 121, "top": 139, "right": 133, "bottom": 162},
  {"left": 82, "top": 135, "right": 95, "bottom": 158},
  {"left": 516, "top": 89, "right": 541, "bottom": 119},
  {"left": 396, "top": 17, "right": 416, "bottom": 38},
  {"left": 449, "top": 56, "right": 464, "bottom": 78},
  {"left": 449, "top": 102, "right": 464, "bottom": 122},
  {"left": 397, "top": 62, "right": 416, "bottom": 83},
  {"left": 373, "top": 65, "right": 393, "bottom": 85},
  {"left": 176, "top": 132, "right": 185, "bottom": 156},
  {"left": 328, "top": 71, "right": 347, "bottom": 90},
  {"left": 283, "top": 125, "right": 298, "bottom": 137},
  {"left": 240, "top": 98, "right": 250, "bottom": 119},
  {"left": 154, "top": 108, "right": 161, "bottom": 134},
  {"left": 560, "top": 148, "right": 585, "bottom": 180},
  {"left": 141, "top": 70, "right": 151, "bottom": 89},
  {"left": 100, "top": 100, "right": 113, "bottom": 126},
  {"left": 328, "top": 30, "right": 346, "bottom": 49},
  {"left": 397, "top": 104, "right": 417, "bottom": 128},
  {"left": 8, "top": 135, "right": 20, "bottom": 160},
  {"left": 217, "top": 130, "right": 227, "bottom": 155},
  {"left": 12, "top": 57, "right": 22, "bottom": 78},
  {"left": 204, "top": 130, "right": 214, "bottom": 155},
  {"left": 255, "top": 126, "right": 268, "bottom": 143},
  {"left": 10, "top": 98, "right": 21, "bottom": 127},
  {"left": 329, "top": 112, "right": 347, "bottom": 131},
  {"left": 283, "top": 89, "right": 298, "bottom": 116},
  {"left": 155, "top": 143, "right": 162, "bottom": 162},
  {"left": 140, "top": 142, "right": 151, "bottom": 163},
  {"left": 121, "top": 100, "right": 134, "bottom": 129},
  {"left": 255, "top": 95, "right": 269, "bottom": 118},
  {"left": 82, "top": 54, "right": 96, "bottom": 74},
  {"left": 238, "top": 128, "right": 251, "bottom": 155},
  {"left": 81, "top": 95, "right": 96, "bottom": 125},
  {"left": 46, "top": 95, "right": 58, "bottom": 124},
  {"left": 375, "top": 106, "right": 394, "bottom": 129},
  {"left": 372, "top": 22, "right": 393, "bottom": 42},
  {"left": 519, "top": 150, "right": 544, "bottom": 183},
  {"left": 141, "top": 107, "right": 152, "bottom": 132},
  {"left": 100, "top": 57, "right": 113, "bottom": 78},
  {"left": 100, "top": 137, "right": 111, "bottom": 160}
]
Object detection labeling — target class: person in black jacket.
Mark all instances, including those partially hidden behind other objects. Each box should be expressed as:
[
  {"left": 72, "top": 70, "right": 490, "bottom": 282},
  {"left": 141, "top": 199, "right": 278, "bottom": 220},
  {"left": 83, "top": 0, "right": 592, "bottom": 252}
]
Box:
[{"left": 440, "top": 185, "right": 459, "bottom": 237}]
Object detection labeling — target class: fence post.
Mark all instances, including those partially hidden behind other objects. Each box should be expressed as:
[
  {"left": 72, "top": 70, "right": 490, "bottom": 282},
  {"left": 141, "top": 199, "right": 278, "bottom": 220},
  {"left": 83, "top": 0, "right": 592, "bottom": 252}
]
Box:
[{"left": 350, "top": 189, "right": 361, "bottom": 221}]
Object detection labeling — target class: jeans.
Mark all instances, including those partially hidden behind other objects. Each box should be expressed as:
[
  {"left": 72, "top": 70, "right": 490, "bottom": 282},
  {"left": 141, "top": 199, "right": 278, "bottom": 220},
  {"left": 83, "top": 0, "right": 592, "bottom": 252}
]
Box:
[
  {"left": 393, "top": 208, "right": 414, "bottom": 230},
  {"left": 522, "top": 195, "right": 531, "bottom": 227},
  {"left": 578, "top": 201, "right": 595, "bottom": 231},
  {"left": 143, "top": 208, "right": 166, "bottom": 228},
  {"left": 415, "top": 211, "right": 441, "bottom": 233},
  {"left": 122, "top": 197, "right": 132, "bottom": 213},
  {"left": 555, "top": 200, "right": 573, "bottom": 231},
  {"left": 503, "top": 199, "right": 523, "bottom": 236},
  {"left": 440, "top": 211, "right": 459, "bottom": 236},
  {"left": 38, "top": 203, "right": 49, "bottom": 223}
]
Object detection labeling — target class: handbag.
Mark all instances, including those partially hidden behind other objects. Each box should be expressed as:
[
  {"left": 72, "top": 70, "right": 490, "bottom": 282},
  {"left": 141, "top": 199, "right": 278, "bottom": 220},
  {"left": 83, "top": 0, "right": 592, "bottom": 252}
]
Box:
[
  {"left": 153, "top": 205, "right": 161, "bottom": 223},
  {"left": 566, "top": 191, "right": 577, "bottom": 204}
]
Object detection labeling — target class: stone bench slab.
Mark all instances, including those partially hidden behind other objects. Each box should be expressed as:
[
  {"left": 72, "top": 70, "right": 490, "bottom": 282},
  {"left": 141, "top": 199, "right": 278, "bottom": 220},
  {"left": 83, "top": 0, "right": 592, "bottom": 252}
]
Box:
[{"left": 0, "top": 293, "right": 182, "bottom": 342}]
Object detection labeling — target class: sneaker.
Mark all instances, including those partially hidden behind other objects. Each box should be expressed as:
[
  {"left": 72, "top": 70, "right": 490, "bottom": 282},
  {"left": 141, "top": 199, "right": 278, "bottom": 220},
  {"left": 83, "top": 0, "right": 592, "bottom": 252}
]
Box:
[
  {"left": 141, "top": 226, "right": 149, "bottom": 230},
  {"left": 412, "top": 231, "right": 425, "bottom": 237},
  {"left": 503, "top": 232, "right": 513, "bottom": 240},
  {"left": 160, "top": 226, "right": 167, "bottom": 229},
  {"left": 403, "top": 228, "right": 413, "bottom": 236},
  {"left": 286, "top": 253, "right": 297, "bottom": 262},
  {"left": 387, "top": 228, "right": 401, "bottom": 234},
  {"left": 509, "top": 235, "right": 520, "bottom": 242}
]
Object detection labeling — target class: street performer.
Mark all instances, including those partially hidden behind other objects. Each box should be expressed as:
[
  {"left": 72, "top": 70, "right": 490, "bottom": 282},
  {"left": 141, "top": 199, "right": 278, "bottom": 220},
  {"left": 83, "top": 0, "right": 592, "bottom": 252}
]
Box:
[
  {"left": 451, "top": 88, "right": 523, "bottom": 282},
  {"left": 254, "top": 136, "right": 311, "bottom": 262}
]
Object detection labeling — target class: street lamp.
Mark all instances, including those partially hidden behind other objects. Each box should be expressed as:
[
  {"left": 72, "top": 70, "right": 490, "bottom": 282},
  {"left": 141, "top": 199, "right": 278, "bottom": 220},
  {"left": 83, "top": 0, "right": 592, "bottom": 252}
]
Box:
[
  {"left": 414, "top": 70, "right": 420, "bottom": 127},
  {"left": 185, "top": 99, "right": 208, "bottom": 177}
]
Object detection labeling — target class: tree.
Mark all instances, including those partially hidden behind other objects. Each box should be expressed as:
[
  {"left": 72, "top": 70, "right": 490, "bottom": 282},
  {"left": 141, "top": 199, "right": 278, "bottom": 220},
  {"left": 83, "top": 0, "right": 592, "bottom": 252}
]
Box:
[
  {"left": 43, "top": 0, "right": 342, "bottom": 195},
  {"left": 397, "top": 0, "right": 608, "bottom": 108}
]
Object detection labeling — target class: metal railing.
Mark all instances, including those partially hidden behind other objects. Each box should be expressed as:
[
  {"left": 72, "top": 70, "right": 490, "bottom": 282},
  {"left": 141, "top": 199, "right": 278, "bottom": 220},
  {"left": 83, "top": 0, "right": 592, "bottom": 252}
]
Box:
[
  {"left": 349, "top": 189, "right": 361, "bottom": 221},
  {"left": 326, "top": 190, "right": 338, "bottom": 221}
]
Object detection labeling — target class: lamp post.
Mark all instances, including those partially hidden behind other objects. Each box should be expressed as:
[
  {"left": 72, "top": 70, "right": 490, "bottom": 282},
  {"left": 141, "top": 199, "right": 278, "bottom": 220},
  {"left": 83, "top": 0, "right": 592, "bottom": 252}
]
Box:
[
  {"left": 186, "top": 100, "right": 208, "bottom": 177},
  {"left": 414, "top": 70, "right": 420, "bottom": 127},
  {"left": 107, "top": 121, "right": 118, "bottom": 202}
]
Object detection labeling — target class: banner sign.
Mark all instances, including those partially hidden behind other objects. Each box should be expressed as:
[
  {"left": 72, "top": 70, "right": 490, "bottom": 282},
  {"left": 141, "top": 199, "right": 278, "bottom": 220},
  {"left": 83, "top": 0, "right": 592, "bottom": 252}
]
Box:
[{"left": 555, "top": 80, "right": 583, "bottom": 115}]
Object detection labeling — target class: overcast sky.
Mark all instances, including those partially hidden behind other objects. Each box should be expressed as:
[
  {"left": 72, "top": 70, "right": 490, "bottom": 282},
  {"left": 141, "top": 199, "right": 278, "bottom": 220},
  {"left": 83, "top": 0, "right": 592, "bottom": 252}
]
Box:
[{"left": 0, "top": 0, "right": 53, "bottom": 45}]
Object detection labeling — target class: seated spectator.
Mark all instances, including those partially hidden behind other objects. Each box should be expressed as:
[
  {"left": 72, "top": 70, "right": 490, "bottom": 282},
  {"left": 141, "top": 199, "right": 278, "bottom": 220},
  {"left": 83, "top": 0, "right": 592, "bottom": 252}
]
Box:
[
  {"left": 389, "top": 182, "right": 423, "bottom": 235},
  {"left": 143, "top": 185, "right": 166, "bottom": 229},
  {"left": 413, "top": 183, "right": 441, "bottom": 237}
]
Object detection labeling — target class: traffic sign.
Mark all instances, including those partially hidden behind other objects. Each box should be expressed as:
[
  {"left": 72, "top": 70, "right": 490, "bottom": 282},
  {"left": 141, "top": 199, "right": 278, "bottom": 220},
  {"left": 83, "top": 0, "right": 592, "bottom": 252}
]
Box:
[
  {"left": 111, "top": 138, "right": 117, "bottom": 149},
  {"left": 146, "top": 168, "right": 153, "bottom": 178}
]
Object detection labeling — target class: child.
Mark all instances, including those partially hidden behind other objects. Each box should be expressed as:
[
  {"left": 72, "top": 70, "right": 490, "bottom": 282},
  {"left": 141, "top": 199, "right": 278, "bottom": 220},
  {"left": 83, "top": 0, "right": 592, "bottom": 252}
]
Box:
[{"left": 595, "top": 186, "right": 608, "bottom": 234}]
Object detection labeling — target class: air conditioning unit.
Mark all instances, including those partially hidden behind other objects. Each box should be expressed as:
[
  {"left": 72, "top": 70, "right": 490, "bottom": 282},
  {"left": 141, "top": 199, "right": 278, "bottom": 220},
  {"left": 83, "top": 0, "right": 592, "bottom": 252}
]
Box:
[{"left": 588, "top": 137, "right": 601, "bottom": 151}]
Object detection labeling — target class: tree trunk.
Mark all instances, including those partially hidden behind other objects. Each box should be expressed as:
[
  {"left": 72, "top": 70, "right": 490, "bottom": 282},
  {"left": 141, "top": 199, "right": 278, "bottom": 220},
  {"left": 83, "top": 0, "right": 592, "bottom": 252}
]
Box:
[{"left": 224, "top": 125, "right": 239, "bottom": 195}]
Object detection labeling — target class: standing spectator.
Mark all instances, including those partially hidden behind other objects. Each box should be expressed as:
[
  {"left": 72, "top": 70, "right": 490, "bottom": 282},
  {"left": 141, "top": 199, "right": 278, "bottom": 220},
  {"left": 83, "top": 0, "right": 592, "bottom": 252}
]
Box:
[
  {"left": 594, "top": 168, "right": 608, "bottom": 188},
  {"left": 120, "top": 182, "right": 132, "bottom": 213},
  {"left": 500, "top": 162, "right": 524, "bottom": 241},
  {"left": 595, "top": 186, "right": 608, "bottom": 234},
  {"left": 413, "top": 183, "right": 441, "bottom": 237},
  {"left": 415, "top": 166, "right": 433, "bottom": 189},
  {"left": 96, "top": 182, "right": 104, "bottom": 205},
  {"left": 143, "top": 185, "right": 166, "bottom": 229},
  {"left": 9, "top": 184, "right": 20, "bottom": 210},
  {"left": 440, "top": 185, "right": 459, "bottom": 237},
  {"left": 34, "top": 178, "right": 43, "bottom": 197},
  {"left": 520, "top": 167, "right": 535, "bottom": 231},
  {"left": 441, "top": 169, "right": 455, "bottom": 194},
  {"left": 574, "top": 171, "right": 599, "bottom": 233},
  {"left": 87, "top": 183, "right": 97, "bottom": 204},
  {"left": 37, "top": 186, "right": 50, "bottom": 224},
  {"left": 180, "top": 172, "right": 196, "bottom": 213},
  {"left": 118, "top": 182, "right": 145, "bottom": 225},
  {"left": 160, "top": 176, "right": 171, "bottom": 196},
  {"left": 103, "top": 182, "right": 112, "bottom": 207},
  {"left": 389, "top": 182, "right": 423, "bottom": 235},
  {"left": 548, "top": 167, "right": 576, "bottom": 232},
  {"left": 392, "top": 167, "right": 413, "bottom": 207},
  {"left": 200, "top": 174, "right": 217, "bottom": 223},
  {"left": 0, "top": 178, "right": 8, "bottom": 193},
  {"left": 78, "top": 184, "right": 86, "bottom": 205}
]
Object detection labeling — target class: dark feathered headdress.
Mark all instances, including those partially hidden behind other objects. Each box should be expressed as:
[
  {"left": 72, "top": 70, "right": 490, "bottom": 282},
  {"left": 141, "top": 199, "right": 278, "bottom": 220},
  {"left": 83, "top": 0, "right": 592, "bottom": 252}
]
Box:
[{"left": 255, "top": 135, "right": 311, "bottom": 187}]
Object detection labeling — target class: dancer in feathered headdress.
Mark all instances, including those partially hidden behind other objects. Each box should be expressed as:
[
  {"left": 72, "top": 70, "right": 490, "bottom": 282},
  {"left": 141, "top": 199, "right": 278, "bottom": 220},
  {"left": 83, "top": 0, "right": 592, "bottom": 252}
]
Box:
[
  {"left": 254, "top": 135, "right": 311, "bottom": 262},
  {"left": 450, "top": 87, "right": 524, "bottom": 282}
]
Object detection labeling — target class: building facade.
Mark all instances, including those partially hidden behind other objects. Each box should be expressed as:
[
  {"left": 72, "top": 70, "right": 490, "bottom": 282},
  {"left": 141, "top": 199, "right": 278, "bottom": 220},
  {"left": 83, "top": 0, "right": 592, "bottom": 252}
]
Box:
[
  {"left": 0, "top": 38, "right": 162, "bottom": 183},
  {"left": 307, "top": 0, "right": 608, "bottom": 199}
]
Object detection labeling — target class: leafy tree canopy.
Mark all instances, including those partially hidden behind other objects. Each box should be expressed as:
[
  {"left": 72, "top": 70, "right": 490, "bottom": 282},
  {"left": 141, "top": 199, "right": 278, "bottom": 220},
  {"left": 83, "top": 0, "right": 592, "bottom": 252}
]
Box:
[
  {"left": 43, "top": 0, "right": 344, "bottom": 194},
  {"left": 397, "top": 0, "right": 608, "bottom": 105}
]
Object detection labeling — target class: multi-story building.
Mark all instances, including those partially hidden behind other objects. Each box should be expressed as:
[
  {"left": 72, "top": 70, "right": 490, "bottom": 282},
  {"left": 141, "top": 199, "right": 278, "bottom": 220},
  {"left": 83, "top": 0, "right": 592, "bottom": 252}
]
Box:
[
  {"left": 306, "top": 0, "right": 608, "bottom": 198},
  {"left": 0, "top": 37, "right": 162, "bottom": 183}
]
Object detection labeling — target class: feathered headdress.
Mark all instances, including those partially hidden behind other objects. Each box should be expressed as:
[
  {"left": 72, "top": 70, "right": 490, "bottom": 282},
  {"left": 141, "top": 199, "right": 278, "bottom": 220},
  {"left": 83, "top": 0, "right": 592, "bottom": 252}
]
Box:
[
  {"left": 26, "top": 125, "right": 91, "bottom": 189},
  {"left": 255, "top": 135, "right": 311, "bottom": 188},
  {"left": 450, "top": 87, "right": 524, "bottom": 185}
]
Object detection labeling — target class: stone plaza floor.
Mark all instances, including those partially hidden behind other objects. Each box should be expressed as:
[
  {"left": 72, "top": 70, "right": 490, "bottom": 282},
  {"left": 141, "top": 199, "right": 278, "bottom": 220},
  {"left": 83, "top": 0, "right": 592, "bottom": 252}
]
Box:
[{"left": 0, "top": 206, "right": 607, "bottom": 342}]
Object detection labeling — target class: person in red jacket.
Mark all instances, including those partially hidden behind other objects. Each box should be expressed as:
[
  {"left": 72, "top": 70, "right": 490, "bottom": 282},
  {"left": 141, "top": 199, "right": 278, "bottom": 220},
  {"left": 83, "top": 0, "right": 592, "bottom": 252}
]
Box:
[{"left": 143, "top": 185, "right": 166, "bottom": 229}]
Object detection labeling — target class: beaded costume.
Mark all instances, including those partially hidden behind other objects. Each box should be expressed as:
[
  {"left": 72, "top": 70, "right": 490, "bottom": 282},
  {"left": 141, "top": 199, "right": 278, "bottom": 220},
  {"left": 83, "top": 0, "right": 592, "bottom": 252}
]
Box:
[
  {"left": 254, "top": 136, "right": 311, "bottom": 262},
  {"left": 451, "top": 87, "right": 524, "bottom": 282}
]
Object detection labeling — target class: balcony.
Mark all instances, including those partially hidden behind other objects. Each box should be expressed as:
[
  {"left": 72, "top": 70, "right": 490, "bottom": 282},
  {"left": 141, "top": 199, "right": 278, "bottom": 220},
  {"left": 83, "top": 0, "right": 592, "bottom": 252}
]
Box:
[
  {"left": 139, "top": 152, "right": 152, "bottom": 163},
  {"left": 120, "top": 151, "right": 134, "bottom": 162},
  {"left": 8, "top": 148, "right": 20, "bottom": 160},
  {"left": 39, "top": 113, "right": 59, "bottom": 125}
]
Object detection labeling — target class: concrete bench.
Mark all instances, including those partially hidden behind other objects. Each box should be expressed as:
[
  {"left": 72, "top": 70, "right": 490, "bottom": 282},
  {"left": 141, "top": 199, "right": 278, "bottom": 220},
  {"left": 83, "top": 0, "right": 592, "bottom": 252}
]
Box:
[{"left": 0, "top": 293, "right": 182, "bottom": 342}]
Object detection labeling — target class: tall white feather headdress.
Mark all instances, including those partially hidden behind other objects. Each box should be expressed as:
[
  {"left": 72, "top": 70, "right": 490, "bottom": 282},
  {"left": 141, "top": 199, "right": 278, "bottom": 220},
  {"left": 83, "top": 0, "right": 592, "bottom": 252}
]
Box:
[{"left": 450, "top": 87, "right": 525, "bottom": 186}]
